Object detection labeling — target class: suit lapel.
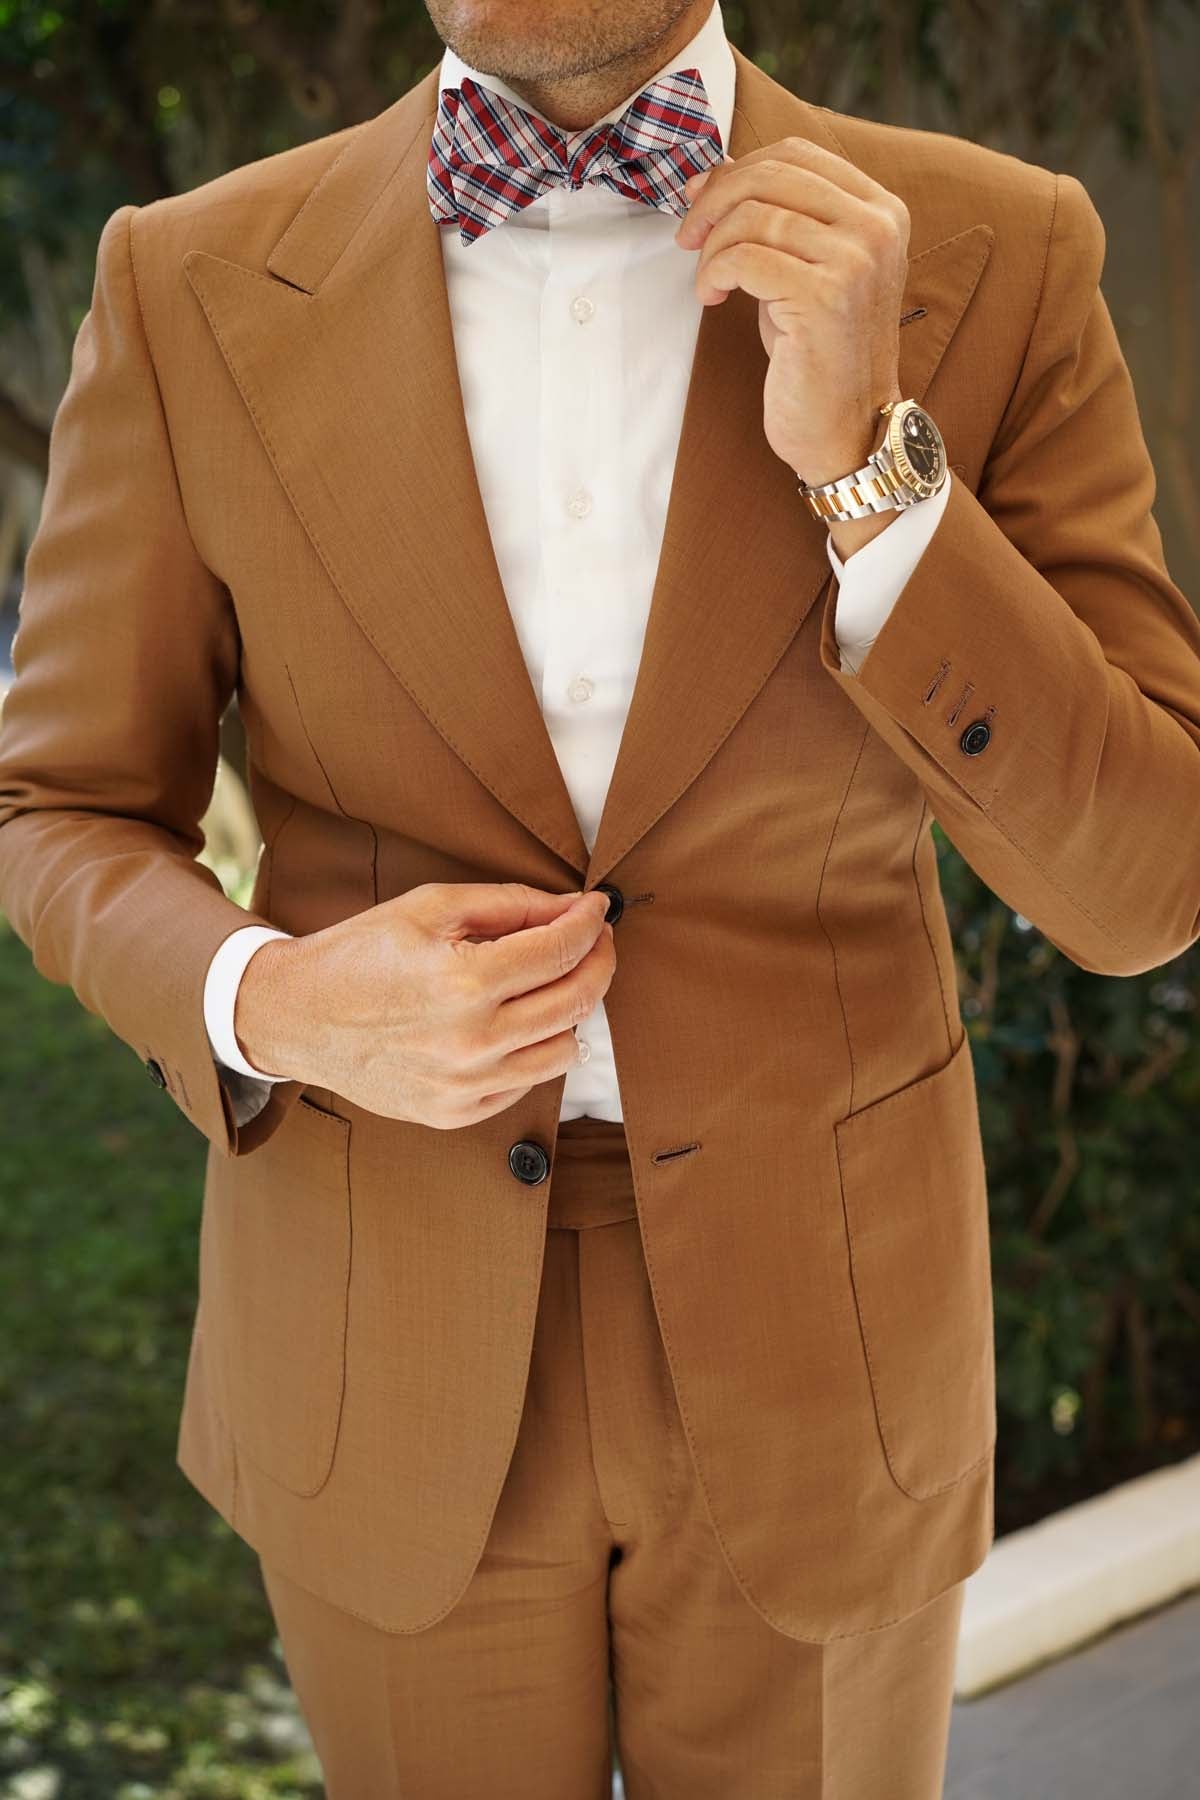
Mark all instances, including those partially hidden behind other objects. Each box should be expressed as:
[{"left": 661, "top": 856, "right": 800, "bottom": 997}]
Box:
[
  {"left": 184, "top": 65, "right": 593, "bottom": 876},
  {"left": 184, "top": 44, "right": 993, "bottom": 887}
]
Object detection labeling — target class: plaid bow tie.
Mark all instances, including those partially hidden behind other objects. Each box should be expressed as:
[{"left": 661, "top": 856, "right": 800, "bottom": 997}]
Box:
[{"left": 428, "top": 67, "right": 725, "bottom": 246}]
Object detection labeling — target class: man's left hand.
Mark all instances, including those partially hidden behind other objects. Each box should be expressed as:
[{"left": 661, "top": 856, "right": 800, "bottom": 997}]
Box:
[{"left": 674, "top": 137, "right": 910, "bottom": 489}]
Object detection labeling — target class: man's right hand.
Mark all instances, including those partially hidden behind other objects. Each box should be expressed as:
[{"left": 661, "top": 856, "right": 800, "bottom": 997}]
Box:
[{"left": 232, "top": 882, "right": 615, "bottom": 1128}]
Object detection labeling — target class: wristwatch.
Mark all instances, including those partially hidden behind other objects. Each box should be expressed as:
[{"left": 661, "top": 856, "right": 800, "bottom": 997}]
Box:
[{"left": 797, "top": 398, "right": 948, "bottom": 523}]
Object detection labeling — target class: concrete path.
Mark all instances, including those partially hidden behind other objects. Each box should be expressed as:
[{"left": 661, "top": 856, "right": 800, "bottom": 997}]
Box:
[{"left": 943, "top": 1587, "right": 1200, "bottom": 1798}]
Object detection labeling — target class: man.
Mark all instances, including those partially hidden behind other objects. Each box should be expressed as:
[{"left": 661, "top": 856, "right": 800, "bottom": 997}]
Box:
[{"left": 2, "top": 0, "right": 1199, "bottom": 1791}]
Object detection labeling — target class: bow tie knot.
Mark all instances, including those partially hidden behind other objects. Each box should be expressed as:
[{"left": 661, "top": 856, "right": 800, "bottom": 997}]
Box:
[{"left": 428, "top": 67, "right": 725, "bottom": 245}]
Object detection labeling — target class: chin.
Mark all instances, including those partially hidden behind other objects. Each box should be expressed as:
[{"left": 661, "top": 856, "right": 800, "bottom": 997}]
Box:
[{"left": 437, "top": 1, "right": 560, "bottom": 63}]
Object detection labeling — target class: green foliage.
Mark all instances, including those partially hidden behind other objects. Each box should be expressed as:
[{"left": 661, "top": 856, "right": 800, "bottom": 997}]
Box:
[
  {"left": 0, "top": 912, "right": 322, "bottom": 1797},
  {"left": 0, "top": 0, "right": 444, "bottom": 329},
  {"left": 935, "top": 826, "right": 1200, "bottom": 1528}
]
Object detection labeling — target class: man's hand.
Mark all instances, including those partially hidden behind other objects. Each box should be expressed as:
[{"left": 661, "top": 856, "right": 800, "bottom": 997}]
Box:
[
  {"left": 233, "top": 883, "right": 615, "bottom": 1129},
  {"left": 673, "top": 137, "right": 910, "bottom": 490}
]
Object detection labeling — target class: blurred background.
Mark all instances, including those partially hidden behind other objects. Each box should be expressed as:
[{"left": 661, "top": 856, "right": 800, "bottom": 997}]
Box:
[{"left": 1, "top": 1, "right": 1198, "bottom": 1795}]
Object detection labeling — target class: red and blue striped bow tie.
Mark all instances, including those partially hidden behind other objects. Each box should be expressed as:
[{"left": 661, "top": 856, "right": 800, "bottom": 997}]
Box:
[{"left": 428, "top": 67, "right": 725, "bottom": 246}]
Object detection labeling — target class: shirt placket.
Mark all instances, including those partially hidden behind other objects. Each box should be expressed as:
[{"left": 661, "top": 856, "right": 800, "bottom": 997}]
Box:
[{"left": 538, "top": 186, "right": 627, "bottom": 1105}]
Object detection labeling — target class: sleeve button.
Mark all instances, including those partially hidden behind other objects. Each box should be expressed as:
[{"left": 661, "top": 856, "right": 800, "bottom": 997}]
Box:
[{"left": 959, "top": 720, "right": 991, "bottom": 756}]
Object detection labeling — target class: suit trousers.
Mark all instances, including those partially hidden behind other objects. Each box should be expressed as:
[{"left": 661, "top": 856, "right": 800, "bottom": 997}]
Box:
[{"left": 257, "top": 1114, "right": 966, "bottom": 1798}]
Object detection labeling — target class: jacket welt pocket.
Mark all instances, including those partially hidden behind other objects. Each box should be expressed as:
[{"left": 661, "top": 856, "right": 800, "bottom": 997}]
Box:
[
  {"left": 208, "top": 1093, "right": 352, "bottom": 1496},
  {"left": 834, "top": 1031, "right": 996, "bottom": 1500}
]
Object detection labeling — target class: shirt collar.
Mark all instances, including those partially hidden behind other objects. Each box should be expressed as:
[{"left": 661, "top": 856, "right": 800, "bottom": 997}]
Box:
[{"left": 436, "top": 0, "right": 735, "bottom": 157}]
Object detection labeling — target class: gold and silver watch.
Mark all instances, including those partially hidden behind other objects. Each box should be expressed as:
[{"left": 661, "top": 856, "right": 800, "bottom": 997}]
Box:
[{"left": 797, "top": 398, "right": 948, "bottom": 523}]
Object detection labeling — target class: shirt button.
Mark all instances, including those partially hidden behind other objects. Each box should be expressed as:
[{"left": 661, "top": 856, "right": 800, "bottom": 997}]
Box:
[
  {"left": 575, "top": 1036, "right": 591, "bottom": 1064},
  {"left": 571, "top": 295, "right": 595, "bottom": 323},
  {"left": 567, "top": 675, "right": 594, "bottom": 703},
  {"left": 566, "top": 489, "right": 592, "bottom": 519}
]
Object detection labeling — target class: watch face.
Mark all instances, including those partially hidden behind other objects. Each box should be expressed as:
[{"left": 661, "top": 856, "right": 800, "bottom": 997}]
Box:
[{"left": 891, "top": 404, "right": 946, "bottom": 489}]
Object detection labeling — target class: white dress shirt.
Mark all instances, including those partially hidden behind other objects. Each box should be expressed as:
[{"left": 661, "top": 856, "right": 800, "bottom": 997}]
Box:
[{"left": 204, "top": 0, "right": 951, "bottom": 1124}]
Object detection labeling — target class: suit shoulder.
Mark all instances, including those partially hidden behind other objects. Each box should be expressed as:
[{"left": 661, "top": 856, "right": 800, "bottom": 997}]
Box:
[
  {"left": 125, "top": 117, "right": 366, "bottom": 273},
  {"left": 806, "top": 106, "right": 1061, "bottom": 243}
]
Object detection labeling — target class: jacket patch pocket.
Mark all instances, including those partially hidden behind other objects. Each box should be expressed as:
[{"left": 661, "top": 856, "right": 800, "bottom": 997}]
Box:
[
  {"left": 208, "top": 1094, "right": 352, "bottom": 1497},
  {"left": 834, "top": 1031, "right": 996, "bottom": 1500}
]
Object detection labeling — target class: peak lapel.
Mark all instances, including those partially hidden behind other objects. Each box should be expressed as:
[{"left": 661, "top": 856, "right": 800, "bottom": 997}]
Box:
[
  {"left": 581, "top": 45, "right": 994, "bottom": 885},
  {"left": 184, "top": 66, "right": 593, "bottom": 877}
]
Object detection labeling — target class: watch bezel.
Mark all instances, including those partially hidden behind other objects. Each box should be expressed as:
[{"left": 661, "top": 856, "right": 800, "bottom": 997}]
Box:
[{"left": 884, "top": 400, "right": 948, "bottom": 498}]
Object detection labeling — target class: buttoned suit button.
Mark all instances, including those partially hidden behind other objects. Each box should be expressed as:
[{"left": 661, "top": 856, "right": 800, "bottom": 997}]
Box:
[
  {"left": 509, "top": 1140, "right": 550, "bottom": 1185},
  {"left": 594, "top": 882, "right": 623, "bottom": 924},
  {"left": 145, "top": 1057, "right": 168, "bottom": 1088},
  {"left": 959, "top": 720, "right": 991, "bottom": 756}
]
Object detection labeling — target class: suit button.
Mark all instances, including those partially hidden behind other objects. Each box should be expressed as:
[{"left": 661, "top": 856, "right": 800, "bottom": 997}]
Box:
[
  {"left": 594, "top": 882, "right": 623, "bottom": 925},
  {"left": 509, "top": 1140, "right": 550, "bottom": 1185},
  {"left": 145, "top": 1057, "right": 168, "bottom": 1088},
  {"left": 960, "top": 720, "right": 991, "bottom": 756}
]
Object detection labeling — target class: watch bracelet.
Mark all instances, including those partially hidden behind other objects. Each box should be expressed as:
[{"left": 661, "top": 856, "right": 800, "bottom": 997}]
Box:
[{"left": 798, "top": 458, "right": 915, "bottom": 522}]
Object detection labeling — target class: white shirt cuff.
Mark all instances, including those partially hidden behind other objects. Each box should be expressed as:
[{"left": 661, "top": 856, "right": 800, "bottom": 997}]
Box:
[
  {"left": 826, "top": 469, "right": 953, "bottom": 677},
  {"left": 204, "top": 924, "right": 295, "bottom": 1080}
]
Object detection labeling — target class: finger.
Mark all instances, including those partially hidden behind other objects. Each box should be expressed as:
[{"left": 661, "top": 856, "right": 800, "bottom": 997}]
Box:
[
  {"left": 680, "top": 163, "right": 855, "bottom": 253},
  {"left": 691, "top": 239, "right": 828, "bottom": 307},
  {"left": 433, "top": 881, "right": 589, "bottom": 942},
  {"left": 473, "top": 888, "right": 610, "bottom": 1003},
  {"left": 690, "top": 195, "right": 830, "bottom": 290},
  {"left": 491, "top": 923, "right": 614, "bottom": 1050},
  {"left": 487, "top": 1021, "right": 591, "bottom": 1089},
  {"left": 684, "top": 135, "right": 898, "bottom": 218}
]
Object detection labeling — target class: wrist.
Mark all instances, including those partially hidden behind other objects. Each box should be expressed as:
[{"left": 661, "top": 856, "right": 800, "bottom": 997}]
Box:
[
  {"left": 234, "top": 935, "right": 307, "bottom": 1080},
  {"left": 796, "top": 431, "right": 879, "bottom": 493}
]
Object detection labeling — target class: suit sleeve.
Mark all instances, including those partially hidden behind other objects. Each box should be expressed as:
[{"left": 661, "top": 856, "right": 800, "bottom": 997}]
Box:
[
  {"left": 0, "top": 202, "right": 307, "bottom": 1155},
  {"left": 816, "top": 170, "right": 1200, "bottom": 976}
]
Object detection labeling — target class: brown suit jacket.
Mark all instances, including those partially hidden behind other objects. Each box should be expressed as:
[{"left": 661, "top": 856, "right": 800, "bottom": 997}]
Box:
[{"left": 3, "top": 44, "right": 1200, "bottom": 1643}]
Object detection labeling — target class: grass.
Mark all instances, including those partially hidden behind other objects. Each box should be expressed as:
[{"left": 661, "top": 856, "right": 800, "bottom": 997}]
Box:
[{"left": 0, "top": 908, "right": 323, "bottom": 1799}]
